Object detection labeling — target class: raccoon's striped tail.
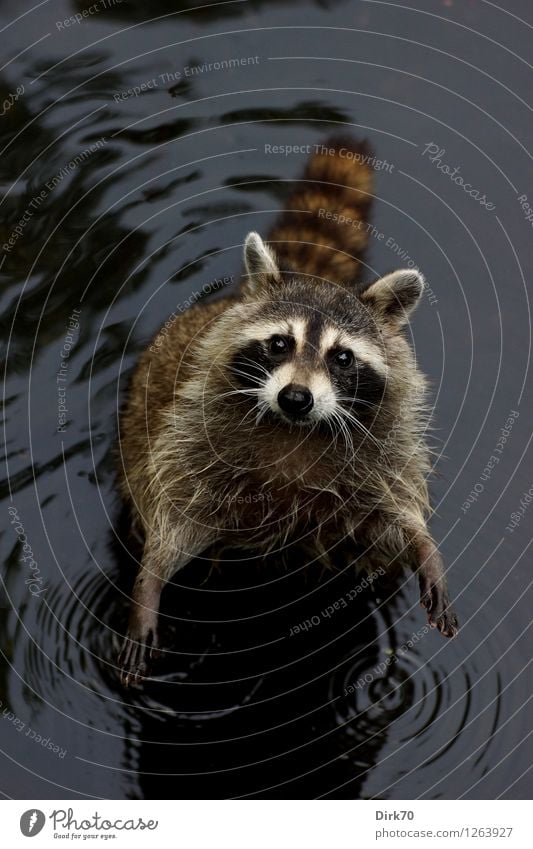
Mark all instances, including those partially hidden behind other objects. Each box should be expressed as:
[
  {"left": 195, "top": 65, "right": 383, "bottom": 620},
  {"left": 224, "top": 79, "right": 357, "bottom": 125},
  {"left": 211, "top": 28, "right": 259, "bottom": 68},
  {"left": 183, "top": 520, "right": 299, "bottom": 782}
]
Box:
[{"left": 268, "top": 135, "right": 374, "bottom": 286}]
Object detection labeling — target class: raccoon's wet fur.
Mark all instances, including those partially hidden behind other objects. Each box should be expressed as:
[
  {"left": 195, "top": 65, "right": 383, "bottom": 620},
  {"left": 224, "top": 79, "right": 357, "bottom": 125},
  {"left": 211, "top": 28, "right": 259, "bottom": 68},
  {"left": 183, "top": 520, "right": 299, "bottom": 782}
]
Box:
[{"left": 117, "top": 135, "right": 458, "bottom": 685}]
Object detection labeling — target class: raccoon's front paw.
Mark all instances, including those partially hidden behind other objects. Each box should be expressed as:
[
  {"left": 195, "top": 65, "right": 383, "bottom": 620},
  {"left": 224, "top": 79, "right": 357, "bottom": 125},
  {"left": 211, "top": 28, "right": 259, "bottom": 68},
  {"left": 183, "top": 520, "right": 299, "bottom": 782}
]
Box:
[
  {"left": 419, "top": 576, "right": 459, "bottom": 639},
  {"left": 117, "top": 626, "right": 160, "bottom": 687}
]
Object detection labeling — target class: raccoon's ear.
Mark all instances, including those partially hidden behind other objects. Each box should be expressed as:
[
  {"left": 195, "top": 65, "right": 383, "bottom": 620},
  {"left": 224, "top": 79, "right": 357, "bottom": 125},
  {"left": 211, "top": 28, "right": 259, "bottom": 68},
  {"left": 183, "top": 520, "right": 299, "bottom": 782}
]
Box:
[
  {"left": 243, "top": 232, "right": 281, "bottom": 291},
  {"left": 360, "top": 269, "right": 424, "bottom": 330}
]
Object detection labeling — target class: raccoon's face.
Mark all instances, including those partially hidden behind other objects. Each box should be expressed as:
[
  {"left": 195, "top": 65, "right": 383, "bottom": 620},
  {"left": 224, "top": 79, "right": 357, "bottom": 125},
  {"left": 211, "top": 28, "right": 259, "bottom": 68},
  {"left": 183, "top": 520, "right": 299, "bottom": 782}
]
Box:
[
  {"left": 226, "top": 233, "right": 424, "bottom": 430},
  {"left": 229, "top": 312, "right": 389, "bottom": 427}
]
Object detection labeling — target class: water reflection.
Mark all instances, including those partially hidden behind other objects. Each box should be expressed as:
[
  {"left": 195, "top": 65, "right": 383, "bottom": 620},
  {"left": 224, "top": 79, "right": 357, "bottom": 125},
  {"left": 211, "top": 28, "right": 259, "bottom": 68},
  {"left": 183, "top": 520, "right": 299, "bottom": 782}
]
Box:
[{"left": 0, "top": 0, "right": 531, "bottom": 800}]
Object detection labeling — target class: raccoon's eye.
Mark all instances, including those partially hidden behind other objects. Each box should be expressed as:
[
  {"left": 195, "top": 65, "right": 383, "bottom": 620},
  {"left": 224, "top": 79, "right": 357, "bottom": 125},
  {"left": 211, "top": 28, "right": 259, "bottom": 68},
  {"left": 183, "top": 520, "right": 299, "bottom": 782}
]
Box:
[
  {"left": 334, "top": 349, "right": 354, "bottom": 369},
  {"left": 269, "top": 335, "right": 290, "bottom": 355}
]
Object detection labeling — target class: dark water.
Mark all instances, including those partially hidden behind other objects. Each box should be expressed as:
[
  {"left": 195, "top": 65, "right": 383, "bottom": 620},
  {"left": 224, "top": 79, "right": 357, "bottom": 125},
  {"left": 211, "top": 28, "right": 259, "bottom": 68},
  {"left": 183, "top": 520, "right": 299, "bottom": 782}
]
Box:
[{"left": 1, "top": 0, "right": 532, "bottom": 799}]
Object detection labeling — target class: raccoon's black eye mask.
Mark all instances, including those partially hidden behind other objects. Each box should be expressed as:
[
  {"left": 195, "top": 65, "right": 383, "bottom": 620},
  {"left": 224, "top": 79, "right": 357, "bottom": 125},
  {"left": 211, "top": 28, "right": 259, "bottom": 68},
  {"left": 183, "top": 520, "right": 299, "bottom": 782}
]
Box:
[{"left": 331, "top": 358, "right": 387, "bottom": 414}]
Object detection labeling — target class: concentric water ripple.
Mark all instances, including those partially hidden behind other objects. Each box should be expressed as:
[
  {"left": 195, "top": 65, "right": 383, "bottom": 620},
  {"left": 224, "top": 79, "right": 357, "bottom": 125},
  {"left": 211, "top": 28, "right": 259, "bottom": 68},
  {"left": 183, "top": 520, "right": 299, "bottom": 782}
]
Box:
[
  {"left": 327, "top": 602, "right": 504, "bottom": 798},
  {"left": 0, "top": 0, "right": 531, "bottom": 801}
]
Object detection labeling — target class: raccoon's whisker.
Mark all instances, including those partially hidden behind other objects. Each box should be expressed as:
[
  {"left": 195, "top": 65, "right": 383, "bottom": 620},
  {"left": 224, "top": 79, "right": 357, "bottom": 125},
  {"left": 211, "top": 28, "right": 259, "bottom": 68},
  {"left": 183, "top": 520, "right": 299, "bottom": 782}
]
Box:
[
  {"left": 237, "top": 356, "right": 272, "bottom": 377},
  {"left": 235, "top": 399, "right": 264, "bottom": 429},
  {"left": 329, "top": 414, "right": 346, "bottom": 456},
  {"left": 337, "top": 397, "right": 382, "bottom": 410},
  {"left": 341, "top": 402, "right": 383, "bottom": 433},
  {"left": 239, "top": 406, "right": 259, "bottom": 427},
  {"left": 255, "top": 400, "right": 270, "bottom": 426},
  {"left": 337, "top": 405, "right": 382, "bottom": 451},
  {"left": 227, "top": 366, "right": 268, "bottom": 386},
  {"left": 338, "top": 405, "right": 374, "bottom": 430},
  {"left": 341, "top": 419, "right": 355, "bottom": 461},
  {"left": 228, "top": 364, "right": 271, "bottom": 387},
  {"left": 205, "top": 388, "right": 261, "bottom": 406},
  {"left": 340, "top": 406, "right": 377, "bottom": 439},
  {"left": 186, "top": 361, "right": 228, "bottom": 380},
  {"left": 329, "top": 409, "right": 354, "bottom": 460},
  {"left": 335, "top": 407, "right": 359, "bottom": 444},
  {"left": 328, "top": 415, "right": 344, "bottom": 457}
]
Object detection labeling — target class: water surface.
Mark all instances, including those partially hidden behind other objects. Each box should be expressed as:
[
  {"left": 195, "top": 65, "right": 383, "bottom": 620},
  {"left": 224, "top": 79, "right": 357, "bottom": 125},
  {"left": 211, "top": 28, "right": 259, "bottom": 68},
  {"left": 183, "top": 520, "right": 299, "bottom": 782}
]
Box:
[{"left": 0, "top": 0, "right": 532, "bottom": 799}]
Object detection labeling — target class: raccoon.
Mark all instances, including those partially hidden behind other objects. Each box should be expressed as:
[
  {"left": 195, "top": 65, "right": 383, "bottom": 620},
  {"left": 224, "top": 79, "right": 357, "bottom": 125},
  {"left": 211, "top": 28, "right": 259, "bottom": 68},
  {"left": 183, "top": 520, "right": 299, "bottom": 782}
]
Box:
[{"left": 117, "top": 136, "right": 458, "bottom": 685}]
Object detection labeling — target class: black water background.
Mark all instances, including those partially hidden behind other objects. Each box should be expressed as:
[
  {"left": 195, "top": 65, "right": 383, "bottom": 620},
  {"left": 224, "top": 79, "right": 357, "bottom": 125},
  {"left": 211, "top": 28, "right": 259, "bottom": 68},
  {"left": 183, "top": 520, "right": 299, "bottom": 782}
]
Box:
[{"left": 0, "top": 0, "right": 532, "bottom": 799}]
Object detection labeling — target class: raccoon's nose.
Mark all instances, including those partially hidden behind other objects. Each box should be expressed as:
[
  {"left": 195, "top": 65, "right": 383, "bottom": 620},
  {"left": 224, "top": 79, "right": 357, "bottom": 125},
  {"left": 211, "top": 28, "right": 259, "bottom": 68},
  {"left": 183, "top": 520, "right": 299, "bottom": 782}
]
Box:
[{"left": 278, "top": 384, "right": 314, "bottom": 417}]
